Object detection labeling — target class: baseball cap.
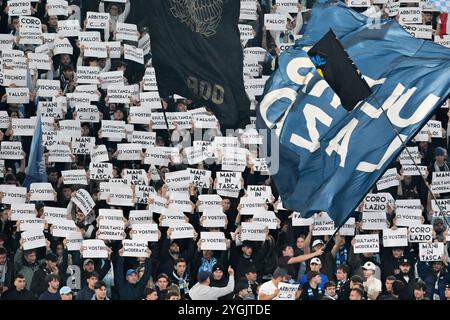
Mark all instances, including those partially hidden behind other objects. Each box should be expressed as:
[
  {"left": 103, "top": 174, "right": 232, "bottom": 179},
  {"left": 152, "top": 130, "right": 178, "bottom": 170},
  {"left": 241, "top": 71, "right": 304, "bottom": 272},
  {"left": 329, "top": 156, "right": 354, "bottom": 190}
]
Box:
[
  {"left": 126, "top": 269, "right": 137, "bottom": 277},
  {"left": 445, "top": 284, "right": 450, "bottom": 290},
  {"left": 312, "top": 239, "right": 324, "bottom": 248},
  {"left": 83, "top": 259, "right": 94, "bottom": 267},
  {"left": 46, "top": 253, "right": 58, "bottom": 262},
  {"left": 197, "top": 271, "right": 211, "bottom": 282},
  {"left": 310, "top": 257, "right": 322, "bottom": 265},
  {"left": 399, "top": 257, "right": 410, "bottom": 266},
  {"left": 235, "top": 281, "right": 249, "bottom": 293},
  {"left": 59, "top": 286, "right": 72, "bottom": 295},
  {"left": 435, "top": 147, "right": 446, "bottom": 157},
  {"left": 362, "top": 261, "right": 376, "bottom": 271},
  {"left": 272, "top": 267, "right": 289, "bottom": 278}
]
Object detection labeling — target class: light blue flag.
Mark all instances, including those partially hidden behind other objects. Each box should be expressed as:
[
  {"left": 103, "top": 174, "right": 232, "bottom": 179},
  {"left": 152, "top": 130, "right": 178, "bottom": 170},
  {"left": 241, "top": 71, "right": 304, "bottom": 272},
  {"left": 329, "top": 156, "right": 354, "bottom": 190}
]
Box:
[
  {"left": 23, "top": 115, "right": 47, "bottom": 189},
  {"left": 257, "top": 1, "right": 450, "bottom": 227}
]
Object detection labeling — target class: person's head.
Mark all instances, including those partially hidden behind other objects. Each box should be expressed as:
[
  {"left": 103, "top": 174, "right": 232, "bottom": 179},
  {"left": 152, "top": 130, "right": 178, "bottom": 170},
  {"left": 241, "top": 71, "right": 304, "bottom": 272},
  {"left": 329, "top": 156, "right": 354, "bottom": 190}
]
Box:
[
  {"left": 83, "top": 259, "right": 95, "bottom": 272},
  {"left": 433, "top": 218, "right": 445, "bottom": 234},
  {"left": 86, "top": 271, "right": 99, "bottom": 289},
  {"left": 235, "top": 281, "right": 250, "bottom": 298},
  {"left": 281, "top": 244, "right": 294, "bottom": 257},
  {"left": 81, "top": 123, "right": 90, "bottom": 136},
  {"left": 126, "top": 269, "right": 138, "bottom": 284},
  {"left": 445, "top": 284, "right": 450, "bottom": 299},
  {"left": 47, "top": 167, "right": 60, "bottom": 183},
  {"left": 108, "top": 3, "right": 121, "bottom": 16},
  {"left": 336, "top": 265, "right": 349, "bottom": 281},
  {"left": 56, "top": 242, "right": 64, "bottom": 256},
  {"left": 423, "top": 11, "right": 433, "bottom": 23},
  {"left": 169, "top": 241, "right": 180, "bottom": 255},
  {"left": 222, "top": 198, "right": 231, "bottom": 211},
  {"left": 59, "top": 286, "right": 73, "bottom": 300},
  {"left": 0, "top": 247, "right": 6, "bottom": 265},
  {"left": 166, "top": 291, "right": 181, "bottom": 300},
  {"left": 174, "top": 258, "right": 187, "bottom": 275},
  {"left": 241, "top": 241, "right": 254, "bottom": 257},
  {"left": 156, "top": 273, "right": 169, "bottom": 290},
  {"left": 245, "top": 266, "right": 258, "bottom": 282},
  {"left": 62, "top": 64, "right": 74, "bottom": 80},
  {"left": 46, "top": 274, "right": 60, "bottom": 291},
  {"left": 399, "top": 257, "right": 411, "bottom": 275},
  {"left": 212, "top": 264, "right": 225, "bottom": 281},
  {"left": 392, "top": 247, "right": 404, "bottom": 258},
  {"left": 113, "top": 107, "right": 124, "bottom": 121},
  {"left": 62, "top": 185, "right": 72, "bottom": 199},
  {"left": 197, "top": 271, "right": 211, "bottom": 285},
  {"left": 392, "top": 280, "right": 405, "bottom": 297},
  {"left": 362, "top": 261, "right": 376, "bottom": 279},
  {"left": 432, "top": 261, "right": 444, "bottom": 273},
  {"left": 48, "top": 15, "right": 58, "bottom": 27},
  {"left": 23, "top": 249, "right": 37, "bottom": 264},
  {"left": 45, "top": 253, "right": 58, "bottom": 270},
  {"left": 385, "top": 276, "right": 396, "bottom": 293},
  {"left": 202, "top": 250, "right": 214, "bottom": 260},
  {"left": 175, "top": 101, "right": 187, "bottom": 112},
  {"left": 309, "top": 257, "right": 322, "bottom": 272},
  {"left": 312, "top": 239, "right": 324, "bottom": 252},
  {"left": 349, "top": 287, "right": 364, "bottom": 300},
  {"left": 413, "top": 282, "right": 427, "bottom": 300},
  {"left": 324, "top": 281, "right": 337, "bottom": 297},
  {"left": 435, "top": 147, "right": 446, "bottom": 163},
  {"left": 94, "top": 280, "right": 108, "bottom": 300},
  {"left": 145, "top": 288, "right": 158, "bottom": 300},
  {"left": 75, "top": 211, "right": 86, "bottom": 224},
  {"left": 296, "top": 235, "right": 306, "bottom": 249},
  {"left": 14, "top": 274, "right": 26, "bottom": 291},
  {"left": 307, "top": 271, "right": 321, "bottom": 286},
  {"left": 350, "top": 275, "right": 363, "bottom": 288}
]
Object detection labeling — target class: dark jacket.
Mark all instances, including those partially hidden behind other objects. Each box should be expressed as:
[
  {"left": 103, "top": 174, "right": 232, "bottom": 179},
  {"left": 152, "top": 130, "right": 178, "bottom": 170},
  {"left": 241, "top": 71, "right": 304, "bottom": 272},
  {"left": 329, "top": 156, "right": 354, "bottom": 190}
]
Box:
[
  {"left": 30, "top": 264, "right": 53, "bottom": 297},
  {"left": 0, "top": 259, "right": 14, "bottom": 293},
  {"left": 76, "top": 285, "right": 95, "bottom": 300},
  {"left": 1, "top": 287, "right": 34, "bottom": 300},
  {"left": 418, "top": 262, "right": 450, "bottom": 300},
  {"left": 115, "top": 256, "right": 152, "bottom": 300}
]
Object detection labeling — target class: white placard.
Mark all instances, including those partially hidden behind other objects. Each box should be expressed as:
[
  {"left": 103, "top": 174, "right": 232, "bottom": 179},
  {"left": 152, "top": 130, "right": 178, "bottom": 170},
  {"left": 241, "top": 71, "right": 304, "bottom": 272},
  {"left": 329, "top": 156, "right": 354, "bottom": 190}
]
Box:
[
  {"left": 347, "top": 0, "right": 370, "bottom": 7},
  {"left": 101, "top": 120, "right": 126, "bottom": 139},
  {"left": 8, "top": 1, "right": 31, "bottom": 16},
  {"left": 201, "top": 207, "right": 227, "bottom": 228},
  {"left": 48, "top": 144, "right": 73, "bottom": 163},
  {"left": 36, "top": 79, "right": 60, "bottom": 98},
  {"left": 340, "top": 218, "right": 356, "bottom": 236},
  {"left": 72, "top": 136, "right": 96, "bottom": 155},
  {"left": 116, "top": 22, "right": 139, "bottom": 42},
  {"left": 66, "top": 232, "right": 83, "bottom": 251},
  {"left": 238, "top": 24, "right": 254, "bottom": 40},
  {"left": 6, "top": 88, "right": 29, "bottom": 104},
  {"left": 89, "top": 162, "right": 113, "bottom": 181},
  {"left": 382, "top": 228, "right": 408, "bottom": 247},
  {"left": 419, "top": 243, "right": 444, "bottom": 261},
  {"left": 409, "top": 225, "right": 433, "bottom": 243},
  {"left": 124, "top": 44, "right": 144, "bottom": 64},
  {"left": 252, "top": 211, "right": 278, "bottom": 230},
  {"left": 354, "top": 234, "right": 380, "bottom": 254},
  {"left": 10, "top": 203, "right": 35, "bottom": 221},
  {"left": 292, "top": 212, "right": 314, "bottom": 227},
  {"left": 81, "top": 240, "right": 108, "bottom": 259},
  {"left": 431, "top": 199, "right": 450, "bottom": 218},
  {"left": 116, "top": 143, "right": 142, "bottom": 161},
  {"left": 72, "top": 189, "right": 95, "bottom": 215},
  {"left": 200, "top": 232, "right": 226, "bottom": 251},
  {"left": 402, "top": 164, "right": 427, "bottom": 176},
  {"left": 57, "top": 19, "right": 80, "bottom": 37},
  {"left": 198, "top": 194, "right": 222, "bottom": 212},
  {"left": 47, "top": 0, "right": 68, "bottom": 16},
  {"left": 128, "top": 210, "right": 153, "bottom": 226},
  {"left": 98, "top": 220, "right": 124, "bottom": 241},
  {"left": 426, "top": 120, "right": 443, "bottom": 138},
  {"left": 107, "top": 186, "right": 134, "bottom": 207},
  {"left": 241, "top": 222, "right": 266, "bottom": 242},
  {"left": 53, "top": 37, "right": 73, "bottom": 55},
  {"left": 401, "top": 24, "right": 432, "bottom": 39},
  {"left": 277, "top": 282, "right": 300, "bottom": 300},
  {"left": 431, "top": 172, "right": 450, "bottom": 193},
  {"left": 247, "top": 185, "right": 272, "bottom": 200},
  {"left": 52, "top": 219, "right": 77, "bottom": 238},
  {"left": 129, "top": 106, "right": 152, "bottom": 124},
  {"left": 3, "top": 68, "right": 27, "bottom": 87},
  {"left": 135, "top": 185, "right": 156, "bottom": 204},
  {"left": 165, "top": 170, "right": 190, "bottom": 188},
  {"left": 131, "top": 131, "right": 156, "bottom": 148},
  {"left": 62, "top": 170, "right": 87, "bottom": 185},
  {"left": 264, "top": 14, "right": 287, "bottom": 31},
  {"left": 276, "top": 0, "right": 299, "bottom": 13},
  {"left": 398, "top": 7, "right": 422, "bottom": 24},
  {"left": 376, "top": 168, "right": 399, "bottom": 190},
  {"left": 140, "top": 91, "right": 162, "bottom": 109},
  {"left": 29, "top": 183, "right": 55, "bottom": 201},
  {"left": 169, "top": 192, "right": 193, "bottom": 213},
  {"left": 362, "top": 212, "right": 388, "bottom": 230},
  {"left": 43, "top": 206, "right": 68, "bottom": 224},
  {"left": 131, "top": 223, "right": 159, "bottom": 242},
  {"left": 76, "top": 66, "right": 100, "bottom": 84},
  {"left": 399, "top": 147, "right": 421, "bottom": 165},
  {"left": 313, "top": 213, "right": 335, "bottom": 236},
  {"left": 91, "top": 145, "right": 109, "bottom": 163},
  {"left": 395, "top": 208, "right": 422, "bottom": 227},
  {"left": 99, "top": 71, "right": 124, "bottom": 90},
  {"left": 10, "top": 118, "right": 36, "bottom": 136},
  {"left": 363, "top": 193, "right": 388, "bottom": 212},
  {"left": 170, "top": 223, "right": 195, "bottom": 240},
  {"left": 122, "top": 240, "right": 149, "bottom": 258},
  {"left": 86, "top": 11, "right": 110, "bottom": 29},
  {"left": 22, "top": 230, "right": 46, "bottom": 250},
  {"left": 239, "top": 196, "right": 266, "bottom": 215},
  {"left": 0, "top": 185, "right": 27, "bottom": 204},
  {"left": 216, "top": 172, "right": 241, "bottom": 198},
  {"left": 189, "top": 169, "right": 211, "bottom": 189}
]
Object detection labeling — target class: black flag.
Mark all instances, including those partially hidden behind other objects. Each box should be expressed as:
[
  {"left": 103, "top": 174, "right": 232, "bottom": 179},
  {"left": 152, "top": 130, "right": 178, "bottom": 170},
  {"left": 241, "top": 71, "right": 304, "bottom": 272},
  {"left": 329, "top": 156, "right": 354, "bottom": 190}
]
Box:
[
  {"left": 307, "top": 29, "right": 372, "bottom": 111},
  {"left": 148, "top": 0, "right": 250, "bottom": 130}
]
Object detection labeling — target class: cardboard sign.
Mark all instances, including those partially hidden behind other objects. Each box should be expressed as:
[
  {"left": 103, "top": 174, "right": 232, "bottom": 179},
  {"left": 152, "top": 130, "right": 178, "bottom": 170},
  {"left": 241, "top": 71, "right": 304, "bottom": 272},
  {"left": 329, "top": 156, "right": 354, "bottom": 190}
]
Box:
[
  {"left": 402, "top": 164, "right": 427, "bottom": 176},
  {"left": 29, "top": 183, "right": 55, "bottom": 201},
  {"left": 431, "top": 171, "right": 450, "bottom": 193},
  {"left": 3, "top": 68, "right": 27, "bottom": 87},
  {"left": 79, "top": 31, "right": 101, "bottom": 44},
  {"left": 419, "top": 242, "right": 444, "bottom": 262},
  {"left": 264, "top": 14, "right": 287, "bottom": 31},
  {"left": 431, "top": 199, "right": 450, "bottom": 218},
  {"left": 10, "top": 118, "right": 36, "bottom": 136},
  {"left": 241, "top": 222, "right": 266, "bottom": 242},
  {"left": 129, "top": 106, "right": 152, "bottom": 124},
  {"left": 128, "top": 210, "right": 153, "bottom": 226},
  {"left": 131, "top": 223, "right": 159, "bottom": 242},
  {"left": 276, "top": 0, "right": 299, "bottom": 13},
  {"left": 116, "top": 22, "right": 139, "bottom": 42},
  {"left": 98, "top": 219, "right": 124, "bottom": 241},
  {"left": 376, "top": 168, "right": 399, "bottom": 191},
  {"left": 47, "top": 0, "right": 68, "bottom": 16},
  {"left": 81, "top": 240, "right": 108, "bottom": 259},
  {"left": 399, "top": 7, "right": 422, "bottom": 24},
  {"left": 36, "top": 79, "right": 60, "bottom": 98},
  {"left": 239, "top": 196, "right": 266, "bottom": 215},
  {"left": 0, "top": 34, "right": 15, "bottom": 51},
  {"left": 122, "top": 240, "right": 149, "bottom": 258},
  {"left": 19, "top": 15, "right": 42, "bottom": 45},
  {"left": 138, "top": 33, "right": 151, "bottom": 55},
  {"left": 140, "top": 91, "right": 162, "bottom": 109},
  {"left": 354, "top": 234, "right": 380, "bottom": 254},
  {"left": 362, "top": 212, "right": 388, "bottom": 230},
  {"left": 169, "top": 192, "right": 192, "bottom": 213},
  {"left": 99, "top": 71, "right": 124, "bottom": 89},
  {"left": 52, "top": 219, "right": 77, "bottom": 238},
  {"left": 122, "top": 169, "right": 149, "bottom": 186},
  {"left": 76, "top": 66, "right": 100, "bottom": 84},
  {"left": 48, "top": 144, "right": 73, "bottom": 163},
  {"left": 53, "top": 37, "right": 73, "bottom": 55},
  {"left": 10, "top": 203, "right": 36, "bottom": 221},
  {"left": 86, "top": 11, "right": 110, "bottom": 29},
  {"left": 57, "top": 19, "right": 80, "bottom": 37},
  {"left": 253, "top": 158, "right": 269, "bottom": 174},
  {"left": 277, "top": 282, "right": 299, "bottom": 300},
  {"left": 313, "top": 213, "right": 335, "bottom": 236},
  {"left": 72, "top": 189, "right": 95, "bottom": 215},
  {"left": 135, "top": 185, "right": 156, "bottom": 204},
  {"left": 62, "top": 170, "right": 87, "bottom": 185},
  {"left": 151, "top": 194, "right": 169, "bottom": 214},
  {"left": 71, "top": 136, "right": 96, "bottom": 155},
  {"left": 395, "top": 208, "right": 422, "bottom": 227},
  {"left": 8, "top": 0, "right": 31, "bottom": 16},
  {"left": 340, "top": 217, "right": 356, "bottom": 236},
  {"left": 363, "top": 193, "right": 388, "bottom": 212},
  {"left": 193, "top": 114, "right": 219, "bottom": 129},
  {"left": 238, "top": 24, "right": 254, "bottom": 40},
  {"left": 222, "top": 151, "right": 247, "bottom": 172},
  {"left": 216, "top": 171, "right": 241, "bottom": 198},
  {"left": 240, "top": 0, "right": 257, "bottom": 20},
  {"left": 200, "top": 232, "right": 226, "bottom": 251},
  {"left": 124, "top": 44, "right": 144, "bottom": 64},
  {"left": 201, "top": 207, "right": 227, "bottom": 228},
  {"left": 89, "top": 162, "right": 113, "bottom": 181},
  {"left": 0, "top": 185, "right": 27, "bottom": 204},
  {"left": 401, "top": 24, "right": 432, "bottom": 40},
  {"left": 409, "top": 225, "right": 433, "bottom": 243},
  {"left": 292, "top": 212, "right": 314, "bottom": 227},
  {"left": 107, "top": 186, "right": 134, "bottom": 207},
  {"left": 6, "top": 88, "right": 29, "bottom": 104},
  {"left": 43, "top": 206, "right": 68, "bottom": 224},
  {"left": 116, "top": 143, "right": 142, "bottom": 161},
  {"left": 382, "top": 228, "right": 408, "bottom": 247},
  {"left": 247, "top": 185, "right": 272, "bottom": 200},
  {"left": 252, "top": 211, "right": 278, "bottom": 230},
  {"left": 399, "top": 147, "right": 421, "bottom": 165},
  {"left": 28, "top": 52, "right": 51, "bottom": 70},
  {"left": 143, "top": 67, "right": 157, "bottom": 91},
  {"left": 22, "top": 230, "right": 47, "bottom": 250},
  {"left": 189, "top": 169, "right": 211, "bottom": 189},
  {"left": 91, "top": 145, "right": 109, "bottom": 163},
  {"left": 66, "top": 232, "right": 83, "bottom": 251},
  {"left": 131, "top": 131, "right": 156, "bottom": 148},
  {"left": 198, "top": 194, "right": 222, "bottom": 212},
  {"left": 101, "top": 120, "right": 126, "bottom": 139},
  {"left": 170, "top": 223, "right": 195, "bottom": 240},
  {"left": 107, "top": 85, "right": 133, "bottom": 104}
]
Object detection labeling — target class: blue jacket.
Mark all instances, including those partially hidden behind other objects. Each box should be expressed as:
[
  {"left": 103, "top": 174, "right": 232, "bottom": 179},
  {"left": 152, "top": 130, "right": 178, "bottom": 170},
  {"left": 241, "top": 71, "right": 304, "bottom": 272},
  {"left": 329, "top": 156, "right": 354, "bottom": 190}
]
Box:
[
  {"left": 417, "top": 262, "right": 450, "bottom": 300},
  {"left": 299, "top": 273, "right": 328, "bottom": 290},
  {"left": 115, "top": 256, "right": 152, "bottom": 300}
]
